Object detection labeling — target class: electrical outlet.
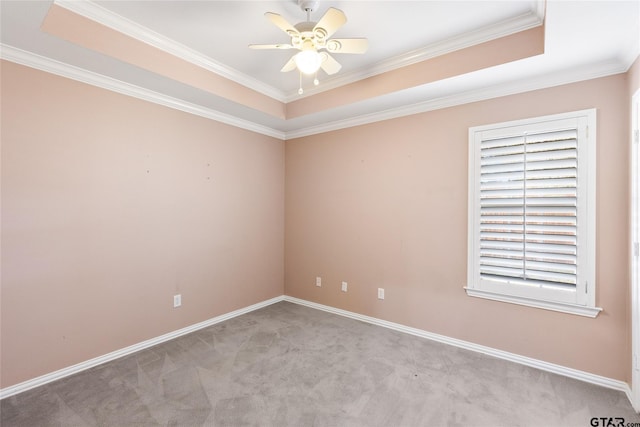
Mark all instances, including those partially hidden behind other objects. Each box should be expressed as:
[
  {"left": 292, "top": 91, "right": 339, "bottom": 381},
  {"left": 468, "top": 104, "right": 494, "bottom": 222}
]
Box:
[
  {"left": 316, "top": 277, "right": 322, "bottom": 287},
  {"left": 173, "top": 294, "right": 182, "bottom": 308},
  {"left": 341, "top": 281, "right": 348, "bottom": 292},
  {"left": 377, "top": 288, "right": 385, "bottom": 300}
]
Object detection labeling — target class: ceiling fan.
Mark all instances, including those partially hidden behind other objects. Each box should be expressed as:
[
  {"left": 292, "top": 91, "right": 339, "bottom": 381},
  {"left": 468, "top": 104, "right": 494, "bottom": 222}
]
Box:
[{"left": 249, "top": 0, "right": 368, "bottom": 93}]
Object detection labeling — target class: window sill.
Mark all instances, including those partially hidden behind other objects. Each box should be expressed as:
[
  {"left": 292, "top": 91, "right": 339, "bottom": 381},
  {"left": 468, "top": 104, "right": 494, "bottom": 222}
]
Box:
[{"left": 464, "top": 287, "right": 602, "bottom": 318}]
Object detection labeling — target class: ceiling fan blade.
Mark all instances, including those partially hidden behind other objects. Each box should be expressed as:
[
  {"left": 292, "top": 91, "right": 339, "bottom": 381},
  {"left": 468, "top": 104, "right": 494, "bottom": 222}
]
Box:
[
  {"left": 249, "top": 43, "right": 294, "bottom": 50},
  {"left": 326, "top": 38, "right": 368, "bottom": 54},
  {"left": 320, "top": 52, "right": 342, "bottom": 75},
  {"left": 281, "top": 56, "right": 297, "bottom": 72},
  {"left": 314, "top": 8, "right": 346, "bottom": 39},
  {"left": 265, "top": 12, "right": 299, "bottom": 36}
]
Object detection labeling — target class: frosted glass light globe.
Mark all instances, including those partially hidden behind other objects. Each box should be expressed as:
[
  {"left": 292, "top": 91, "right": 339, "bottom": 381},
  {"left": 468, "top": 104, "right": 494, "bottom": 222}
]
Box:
[{"left": 295, "top": 50, "right": 321, "bottom": 74}]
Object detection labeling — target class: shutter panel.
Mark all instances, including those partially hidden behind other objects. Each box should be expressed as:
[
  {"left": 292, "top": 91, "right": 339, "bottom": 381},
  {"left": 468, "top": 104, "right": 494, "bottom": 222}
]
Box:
[{"left": 479, "top": 129, "right": 578, "bottom": 290}]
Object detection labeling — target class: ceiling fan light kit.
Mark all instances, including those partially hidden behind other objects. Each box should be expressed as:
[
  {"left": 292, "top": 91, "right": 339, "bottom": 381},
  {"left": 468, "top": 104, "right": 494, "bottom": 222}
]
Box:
[
  {"left": 294, "top": 49, "right": 321, "bottom": 74},
  {"left": 249, "top": 0, "right": 368, "bottom": 94}
]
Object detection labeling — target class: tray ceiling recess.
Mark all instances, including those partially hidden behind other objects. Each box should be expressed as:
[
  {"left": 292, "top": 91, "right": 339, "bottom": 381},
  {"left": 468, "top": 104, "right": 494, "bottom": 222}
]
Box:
[{"left": 0, "top": 1, "right": 637, "bottom": 139}]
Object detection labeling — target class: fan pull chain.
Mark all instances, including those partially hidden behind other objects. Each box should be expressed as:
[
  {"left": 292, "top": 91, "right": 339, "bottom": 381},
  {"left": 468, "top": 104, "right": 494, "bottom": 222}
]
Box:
[
  {"left": 298, "top": 71, "right": 304, "bottom": 94},
  {"left": 298, "top": 71, "right": 319, "bottom": 94}
]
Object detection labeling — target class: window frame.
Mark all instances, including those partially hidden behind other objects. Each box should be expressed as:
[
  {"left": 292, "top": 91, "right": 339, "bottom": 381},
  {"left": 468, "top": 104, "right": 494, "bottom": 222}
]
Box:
[{"left": 465, "top": 109, "right": 601, "bottom": 318}]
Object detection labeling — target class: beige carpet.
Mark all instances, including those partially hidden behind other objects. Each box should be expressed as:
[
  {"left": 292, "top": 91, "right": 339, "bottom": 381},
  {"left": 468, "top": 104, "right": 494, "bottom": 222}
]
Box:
[{"left": 1, "top": 301, "right": 639, "bottom": 426}]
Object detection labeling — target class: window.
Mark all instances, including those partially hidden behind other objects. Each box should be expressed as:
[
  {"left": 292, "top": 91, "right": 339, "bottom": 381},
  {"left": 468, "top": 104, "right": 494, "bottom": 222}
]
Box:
[{"left": 466, "top": 109, "right": 601, "bottom": 317}]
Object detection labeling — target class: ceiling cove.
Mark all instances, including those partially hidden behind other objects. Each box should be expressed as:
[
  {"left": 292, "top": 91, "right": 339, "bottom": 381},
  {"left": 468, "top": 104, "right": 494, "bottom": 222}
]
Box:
[{"left": 52, "top": 0, "right": 545, "bottom": 102}]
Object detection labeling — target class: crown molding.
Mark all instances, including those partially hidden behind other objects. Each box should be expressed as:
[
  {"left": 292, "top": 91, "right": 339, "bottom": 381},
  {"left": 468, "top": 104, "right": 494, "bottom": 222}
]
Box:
[
  {"left": 0, "top": 44, "right": 286, "bottom": 140},
  {"left": 284, "top": 58, "right": 629, "bottom": 140},
  {"left": 53, "top": 0, "right": 288, "bottom": 102},
  {"left": 621, "top": 44, "right": 640, "bottom": 71},
  {"left": 3, "top": 42, "right": 629, "bottom": 142},
  {"left": 284, "top": 2, "right": 546, "bottom": 102}
]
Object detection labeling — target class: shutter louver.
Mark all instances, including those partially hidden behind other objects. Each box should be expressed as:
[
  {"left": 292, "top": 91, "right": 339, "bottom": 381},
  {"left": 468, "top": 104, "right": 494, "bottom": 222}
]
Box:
[{"left": 479, "top": 129, "right": 578, "bottom": 290}]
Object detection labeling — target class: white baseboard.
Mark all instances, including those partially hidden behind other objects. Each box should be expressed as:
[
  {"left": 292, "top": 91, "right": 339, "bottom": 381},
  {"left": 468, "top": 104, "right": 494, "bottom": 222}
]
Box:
[
  {"left": 283, "top": 296, "right": 634, "bottom": 404},
  {"left": 0, "top": 296, "right": 285, "bottom": 400},
  {"left": 1, "top": 294, "right": 634, "bottom": 410}
]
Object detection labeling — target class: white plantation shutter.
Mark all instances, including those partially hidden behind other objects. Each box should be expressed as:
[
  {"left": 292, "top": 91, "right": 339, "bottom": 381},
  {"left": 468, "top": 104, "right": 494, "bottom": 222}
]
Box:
[
  {"left": 467, "top": 110, "right": 600, "bottom": 317},
  {"left": 479, "top": 129, "right": 578, "bottom": 290}
]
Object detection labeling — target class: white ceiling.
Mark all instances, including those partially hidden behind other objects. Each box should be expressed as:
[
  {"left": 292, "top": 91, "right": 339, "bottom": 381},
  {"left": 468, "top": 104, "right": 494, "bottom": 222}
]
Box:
[{"left": 1, "top": 0, "right": 639, "bottom": 139}]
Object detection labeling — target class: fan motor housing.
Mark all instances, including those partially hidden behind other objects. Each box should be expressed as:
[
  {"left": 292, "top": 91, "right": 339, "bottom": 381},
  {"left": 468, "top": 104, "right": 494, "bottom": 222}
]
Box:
[
  {"left": 293, "top": 21, "right": 327, "bottom": 49},
  {"left": 294, "top": 22, "right": 316, "bottom": 33}
]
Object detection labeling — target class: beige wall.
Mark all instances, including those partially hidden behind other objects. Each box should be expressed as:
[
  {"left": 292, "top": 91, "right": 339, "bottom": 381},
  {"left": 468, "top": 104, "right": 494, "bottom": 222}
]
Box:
[
  {"left": 628, "top": 54, "right": 640, "bottom": 383},
  {"left": 285, "top": 73, "right": 632, "bottom": 382},
  {"left": 630, "top": 56, "right": 640, "bottom": 95},
  {"left": 2, "top": 55, "right": 638, "bottom": 390},
  {"left": 0, "top": 61, "right": 285, "bottom": 388}
]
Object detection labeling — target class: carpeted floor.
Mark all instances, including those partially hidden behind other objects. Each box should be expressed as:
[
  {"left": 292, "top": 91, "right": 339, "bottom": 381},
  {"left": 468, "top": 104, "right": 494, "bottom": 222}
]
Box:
[{"left": 1, "top": 301, "right": 639, "bottom": 426}]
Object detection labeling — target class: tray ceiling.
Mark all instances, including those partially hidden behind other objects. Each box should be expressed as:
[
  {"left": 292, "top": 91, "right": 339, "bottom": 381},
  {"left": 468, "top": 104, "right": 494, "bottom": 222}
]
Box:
[{"left": 1, "top": 1, "right": 638, "bottom": 139}]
